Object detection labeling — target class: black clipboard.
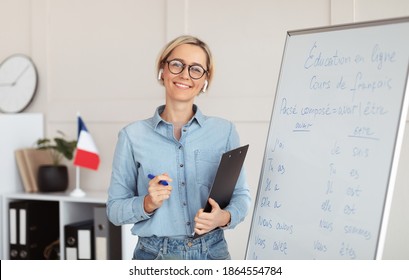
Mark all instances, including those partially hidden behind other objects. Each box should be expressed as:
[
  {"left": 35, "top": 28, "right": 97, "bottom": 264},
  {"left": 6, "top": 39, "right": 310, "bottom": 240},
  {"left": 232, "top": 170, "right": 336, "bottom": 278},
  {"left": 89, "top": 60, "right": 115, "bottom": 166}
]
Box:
[{"left": 193, "top": 144, "right": 249, "bottom": 238}]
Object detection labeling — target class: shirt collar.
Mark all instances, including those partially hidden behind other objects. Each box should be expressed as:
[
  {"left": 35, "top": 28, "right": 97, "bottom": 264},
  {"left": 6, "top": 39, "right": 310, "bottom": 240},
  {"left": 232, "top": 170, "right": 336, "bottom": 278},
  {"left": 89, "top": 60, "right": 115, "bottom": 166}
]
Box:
[{"left": 152, "top": 104, "right": 205, "bottom": 129}]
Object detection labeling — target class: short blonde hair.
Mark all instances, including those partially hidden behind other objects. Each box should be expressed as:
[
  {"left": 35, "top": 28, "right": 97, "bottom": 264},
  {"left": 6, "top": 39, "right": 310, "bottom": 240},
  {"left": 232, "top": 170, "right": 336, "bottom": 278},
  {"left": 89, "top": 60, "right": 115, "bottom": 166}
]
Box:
[{"left": 156, "top": 35, "right": 214, "bottom": 87}]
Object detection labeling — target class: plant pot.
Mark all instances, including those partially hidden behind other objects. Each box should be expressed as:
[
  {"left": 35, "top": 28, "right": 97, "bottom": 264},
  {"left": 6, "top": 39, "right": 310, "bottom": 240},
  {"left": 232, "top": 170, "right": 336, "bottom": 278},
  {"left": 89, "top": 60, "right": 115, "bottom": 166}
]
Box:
[{"left": 38, "top": 165, "right": 69, "bottom": 192}]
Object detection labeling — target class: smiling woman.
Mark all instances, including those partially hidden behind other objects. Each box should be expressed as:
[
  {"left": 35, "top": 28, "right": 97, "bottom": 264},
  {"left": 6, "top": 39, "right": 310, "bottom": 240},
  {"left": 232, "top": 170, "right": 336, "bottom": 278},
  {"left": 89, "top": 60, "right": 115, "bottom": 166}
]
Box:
[
  {"left": 160, "top": 43, "right": 209, "bottom": 112},
  {"left": 156, "top": 35, "right": 214, "bottom": 87},
  {"left": 106, "top": 35, "right": 251, "bottom": 260}
]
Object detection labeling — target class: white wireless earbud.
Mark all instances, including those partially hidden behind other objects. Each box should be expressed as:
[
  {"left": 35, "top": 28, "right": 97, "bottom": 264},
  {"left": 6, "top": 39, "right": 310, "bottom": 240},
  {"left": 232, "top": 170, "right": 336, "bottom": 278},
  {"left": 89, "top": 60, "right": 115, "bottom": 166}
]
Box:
[
  {"left": 202, "top": 80, "right": 208, "bottom": 93},
  {"left": 157, "top": 69, "right": 163, "bottom": 81}
]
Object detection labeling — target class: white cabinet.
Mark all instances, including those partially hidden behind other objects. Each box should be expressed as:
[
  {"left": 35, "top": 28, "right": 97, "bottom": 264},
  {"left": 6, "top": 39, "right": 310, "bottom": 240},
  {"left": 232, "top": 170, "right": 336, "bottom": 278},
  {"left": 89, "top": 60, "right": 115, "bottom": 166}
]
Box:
[
  {"left": 0, "top": 113, "right": 44, "bottom": 259},
  {"left": 1, "top": 191, "right": 135, "bottom": 260}
]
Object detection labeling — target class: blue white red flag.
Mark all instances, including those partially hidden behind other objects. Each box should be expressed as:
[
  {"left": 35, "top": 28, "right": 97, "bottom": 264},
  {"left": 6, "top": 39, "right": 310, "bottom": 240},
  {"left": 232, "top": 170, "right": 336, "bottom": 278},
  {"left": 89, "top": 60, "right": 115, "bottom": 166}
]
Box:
[{"left": 73, "top": 116, "right": 100, "bottom": 170}]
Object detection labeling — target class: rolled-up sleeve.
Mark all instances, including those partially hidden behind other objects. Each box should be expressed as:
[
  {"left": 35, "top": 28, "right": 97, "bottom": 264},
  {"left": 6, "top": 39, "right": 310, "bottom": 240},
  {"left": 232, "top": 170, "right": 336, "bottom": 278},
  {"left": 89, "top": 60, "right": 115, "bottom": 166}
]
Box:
[{"left": 106, "top": 129, "right": 151, "bottom": 226}]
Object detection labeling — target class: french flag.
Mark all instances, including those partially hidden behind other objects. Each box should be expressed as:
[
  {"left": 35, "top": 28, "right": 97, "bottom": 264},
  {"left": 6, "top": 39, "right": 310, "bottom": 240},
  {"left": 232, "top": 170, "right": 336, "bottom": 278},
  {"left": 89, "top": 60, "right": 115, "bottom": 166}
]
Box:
[{"left": 73, "top": 115, "right": 100, "bottom": 170}]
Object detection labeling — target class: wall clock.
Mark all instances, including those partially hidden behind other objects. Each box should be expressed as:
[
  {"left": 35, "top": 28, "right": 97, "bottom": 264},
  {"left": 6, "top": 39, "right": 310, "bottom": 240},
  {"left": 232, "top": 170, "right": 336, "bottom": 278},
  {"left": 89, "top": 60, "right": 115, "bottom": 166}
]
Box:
[{"left": 0, "top": 54, "right": 38, "bottom": 113}]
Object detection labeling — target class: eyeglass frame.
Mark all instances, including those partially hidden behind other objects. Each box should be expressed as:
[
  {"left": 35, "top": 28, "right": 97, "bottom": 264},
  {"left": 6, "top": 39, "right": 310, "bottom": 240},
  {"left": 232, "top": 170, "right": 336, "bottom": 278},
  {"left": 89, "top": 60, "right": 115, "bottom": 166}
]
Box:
[{"left": 166, "top": 59, "right": 208, "bottom": 80}]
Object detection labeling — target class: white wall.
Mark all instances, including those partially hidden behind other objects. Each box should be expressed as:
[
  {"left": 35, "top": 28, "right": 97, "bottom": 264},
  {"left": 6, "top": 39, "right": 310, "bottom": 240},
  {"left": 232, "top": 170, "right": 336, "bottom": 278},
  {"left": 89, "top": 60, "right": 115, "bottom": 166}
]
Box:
[{"left": 1, "top": 0, "right": 408, "bottom": 259}]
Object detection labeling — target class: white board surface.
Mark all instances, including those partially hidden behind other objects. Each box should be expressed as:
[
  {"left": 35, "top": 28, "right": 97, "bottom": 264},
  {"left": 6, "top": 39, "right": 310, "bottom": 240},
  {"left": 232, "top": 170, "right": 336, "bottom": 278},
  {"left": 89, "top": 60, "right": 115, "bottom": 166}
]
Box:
[{"left": 246, "top": 17, "right": 409, "bottom": 260}]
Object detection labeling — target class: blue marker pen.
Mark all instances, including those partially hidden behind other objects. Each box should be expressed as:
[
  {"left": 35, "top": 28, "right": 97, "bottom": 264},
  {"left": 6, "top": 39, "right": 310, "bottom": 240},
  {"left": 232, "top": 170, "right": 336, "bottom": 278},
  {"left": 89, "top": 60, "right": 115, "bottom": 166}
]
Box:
[{"left": 148, "top": 174, "right": 169, "bottom": 186}]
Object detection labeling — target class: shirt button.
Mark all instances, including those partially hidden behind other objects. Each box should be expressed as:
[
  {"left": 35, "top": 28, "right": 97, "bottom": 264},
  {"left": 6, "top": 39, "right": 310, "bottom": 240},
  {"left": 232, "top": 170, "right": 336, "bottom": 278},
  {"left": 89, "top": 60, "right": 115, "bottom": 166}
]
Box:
[
  {"left": 183, "top": 202, "right": 187, "bottom": 206},
  {"left": 179, "top": 145, "right": 182, "bottom": 149},
  {"left": 187, "top": 242, "right": 193, "bottom": 247},
  {"left": 180, "top": 164, "right": 184, "bottom": 167},
  {"left": 183, "top": 129, "right": 187, "bottom": 132},
  {"left": 186, "top": 221, "right": 191, "bottom": 226}
]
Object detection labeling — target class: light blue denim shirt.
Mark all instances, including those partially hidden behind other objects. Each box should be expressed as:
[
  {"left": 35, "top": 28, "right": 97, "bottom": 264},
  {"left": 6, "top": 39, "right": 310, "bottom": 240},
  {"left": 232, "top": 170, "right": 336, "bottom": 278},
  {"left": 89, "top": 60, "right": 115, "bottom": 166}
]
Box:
[{"left": 107, "top": 105, "right": 251, "bottom": 238}]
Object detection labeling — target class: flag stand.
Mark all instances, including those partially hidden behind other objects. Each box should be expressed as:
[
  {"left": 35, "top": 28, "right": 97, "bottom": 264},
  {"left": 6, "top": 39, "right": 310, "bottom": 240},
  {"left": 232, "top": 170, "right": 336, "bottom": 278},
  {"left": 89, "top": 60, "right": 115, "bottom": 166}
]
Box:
[
  {"left": 70, "top": 166, "right": 86, "bottom": 197},
  {"left": 70, "top": 113, "right": 100, "bottom": 197}
]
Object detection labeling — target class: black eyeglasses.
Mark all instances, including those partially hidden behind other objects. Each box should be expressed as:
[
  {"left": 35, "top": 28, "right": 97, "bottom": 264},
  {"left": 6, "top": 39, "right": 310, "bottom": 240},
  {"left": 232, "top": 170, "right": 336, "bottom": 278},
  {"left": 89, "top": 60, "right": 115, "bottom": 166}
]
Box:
[{"left": 166, "top": 59, "right": 207, "bottom": 80}]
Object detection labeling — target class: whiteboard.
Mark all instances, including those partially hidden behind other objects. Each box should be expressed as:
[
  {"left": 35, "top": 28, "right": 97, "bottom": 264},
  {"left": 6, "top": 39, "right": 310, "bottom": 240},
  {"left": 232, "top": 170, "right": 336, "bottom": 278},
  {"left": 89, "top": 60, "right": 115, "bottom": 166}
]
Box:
[{"left": 245, "top": 17, "right": 409, "bottom": 260}]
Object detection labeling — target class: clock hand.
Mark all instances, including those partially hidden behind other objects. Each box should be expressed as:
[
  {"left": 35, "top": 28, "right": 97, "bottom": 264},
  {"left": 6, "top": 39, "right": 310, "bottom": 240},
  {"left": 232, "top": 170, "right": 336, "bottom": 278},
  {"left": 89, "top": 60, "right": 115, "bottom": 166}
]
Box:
[
  {"left": 0, "top": 82, "right": 13, "bottom": 87},
  {"left": 10, "top": 64, "right": 30, "bottom": 86}
]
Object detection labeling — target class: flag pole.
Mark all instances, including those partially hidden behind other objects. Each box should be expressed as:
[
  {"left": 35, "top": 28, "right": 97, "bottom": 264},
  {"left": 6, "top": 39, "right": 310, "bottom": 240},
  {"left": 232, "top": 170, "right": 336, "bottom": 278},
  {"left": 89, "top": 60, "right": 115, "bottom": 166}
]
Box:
[
  {"left": 70, "top": 166, "right": 86, "bottom": 197},
  {"left": 70, "top": 111, "right": 86, "bottom": 197}
]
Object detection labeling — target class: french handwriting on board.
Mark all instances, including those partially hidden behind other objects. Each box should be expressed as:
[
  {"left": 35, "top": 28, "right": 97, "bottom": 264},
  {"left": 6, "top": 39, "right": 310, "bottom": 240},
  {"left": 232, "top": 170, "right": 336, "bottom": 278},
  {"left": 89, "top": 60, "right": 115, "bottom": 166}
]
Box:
[{"left": 247, "top": 19, "right": 409, "bottom": 260}]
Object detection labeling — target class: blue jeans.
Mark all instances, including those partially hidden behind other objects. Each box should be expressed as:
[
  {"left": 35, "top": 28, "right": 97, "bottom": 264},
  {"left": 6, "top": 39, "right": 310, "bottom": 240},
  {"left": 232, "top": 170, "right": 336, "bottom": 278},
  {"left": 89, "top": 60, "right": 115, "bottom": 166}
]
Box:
[{"left": 133, "top": 228, "right": 231, "bottom": 260}]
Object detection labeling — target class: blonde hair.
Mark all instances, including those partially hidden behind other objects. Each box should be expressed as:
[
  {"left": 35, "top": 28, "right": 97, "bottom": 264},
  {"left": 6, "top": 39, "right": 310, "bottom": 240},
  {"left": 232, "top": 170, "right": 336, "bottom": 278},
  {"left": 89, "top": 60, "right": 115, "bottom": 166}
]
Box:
[{"left": 156, "top": 35, "right": 214, "bottom": 87}]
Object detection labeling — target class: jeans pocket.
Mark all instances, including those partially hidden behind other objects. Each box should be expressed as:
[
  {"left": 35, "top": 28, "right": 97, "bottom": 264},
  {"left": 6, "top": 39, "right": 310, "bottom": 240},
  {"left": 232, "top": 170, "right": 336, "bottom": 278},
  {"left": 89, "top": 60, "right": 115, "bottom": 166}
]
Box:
[
  {"left": 206, "top": 238, "right": 231, "bottom": 260},
  {"left": 133, "top": 241, "right": 161, "bottom": 260}
]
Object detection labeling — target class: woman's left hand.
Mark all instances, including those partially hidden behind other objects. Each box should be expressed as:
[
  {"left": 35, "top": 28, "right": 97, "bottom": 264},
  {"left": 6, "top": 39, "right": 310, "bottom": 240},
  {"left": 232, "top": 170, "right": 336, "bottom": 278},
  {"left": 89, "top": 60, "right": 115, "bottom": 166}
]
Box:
[{"left": 194, "top": 198, "right": 231, "bottom": 235}]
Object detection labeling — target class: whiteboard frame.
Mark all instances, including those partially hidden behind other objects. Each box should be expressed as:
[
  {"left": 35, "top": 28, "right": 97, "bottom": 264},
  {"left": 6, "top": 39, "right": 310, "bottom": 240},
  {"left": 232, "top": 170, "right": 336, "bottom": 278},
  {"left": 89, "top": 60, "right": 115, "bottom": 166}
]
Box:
[
  {"left": 376, "top": 67, "right": 409, "bottom": 259},
  {"left": 245, "top": 16, "right": 409, "bottom": 260}
]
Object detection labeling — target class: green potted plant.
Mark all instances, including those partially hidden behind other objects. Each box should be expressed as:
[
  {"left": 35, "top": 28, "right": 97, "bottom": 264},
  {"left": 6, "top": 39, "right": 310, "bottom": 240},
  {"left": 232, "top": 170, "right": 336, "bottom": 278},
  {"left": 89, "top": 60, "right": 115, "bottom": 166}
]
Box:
[{"left": 36, "top": 131, "right": 77, "bottom": 192}]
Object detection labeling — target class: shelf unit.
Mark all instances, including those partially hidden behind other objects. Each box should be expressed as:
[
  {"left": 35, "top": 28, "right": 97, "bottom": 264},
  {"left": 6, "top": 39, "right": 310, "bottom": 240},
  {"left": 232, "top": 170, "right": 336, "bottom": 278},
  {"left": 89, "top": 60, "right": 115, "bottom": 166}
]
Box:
[{"left": 1, "top": 191, "right": 133, "bottom": 260}]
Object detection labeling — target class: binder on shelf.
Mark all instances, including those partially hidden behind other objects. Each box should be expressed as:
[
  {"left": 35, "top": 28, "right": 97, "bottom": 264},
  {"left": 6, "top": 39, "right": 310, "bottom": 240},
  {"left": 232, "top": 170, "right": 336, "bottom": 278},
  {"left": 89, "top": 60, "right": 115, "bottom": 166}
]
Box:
[
  {"left": 64, "top": 220, "right": 95, "bottom": 260},
  {"left": 94, "top": 206, "right": 122, "bottom": 260},
  {"left": 9, "top": 202, "right": 20, "bottom": 259},
  {"left": 8, "top": 200, "right": 59, "bottom": 259},
  {"left": 14, "top": 148, "right": 53, "bottom": 193}
]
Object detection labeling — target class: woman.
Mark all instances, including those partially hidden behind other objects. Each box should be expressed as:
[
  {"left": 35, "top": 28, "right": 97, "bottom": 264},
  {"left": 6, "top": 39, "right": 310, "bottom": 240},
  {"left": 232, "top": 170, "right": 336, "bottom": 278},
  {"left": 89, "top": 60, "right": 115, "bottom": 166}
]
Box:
[{"left": 107, "top": 35, "right": 251, "bottom": 260}]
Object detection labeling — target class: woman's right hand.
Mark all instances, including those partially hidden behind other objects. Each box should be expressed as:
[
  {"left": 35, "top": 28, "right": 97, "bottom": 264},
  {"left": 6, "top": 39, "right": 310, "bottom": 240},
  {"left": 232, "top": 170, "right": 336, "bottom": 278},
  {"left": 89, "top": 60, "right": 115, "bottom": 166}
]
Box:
[{"left": 143, "top": 173, "right": 173, "bottom": 214}]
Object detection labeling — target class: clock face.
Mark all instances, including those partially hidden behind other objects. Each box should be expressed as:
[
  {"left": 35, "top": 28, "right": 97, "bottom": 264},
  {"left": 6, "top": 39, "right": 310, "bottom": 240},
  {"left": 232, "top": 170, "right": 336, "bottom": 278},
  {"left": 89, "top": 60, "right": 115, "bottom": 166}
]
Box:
[{"left": 0, "top": 54, "right": 38, "bottom": 113}]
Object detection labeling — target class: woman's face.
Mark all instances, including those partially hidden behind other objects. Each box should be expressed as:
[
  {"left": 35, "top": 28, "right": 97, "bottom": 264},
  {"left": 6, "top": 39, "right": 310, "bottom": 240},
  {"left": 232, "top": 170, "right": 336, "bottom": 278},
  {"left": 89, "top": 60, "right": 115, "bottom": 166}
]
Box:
[{"left": 163, "top": 44, "right": 208, "bottom": 103}]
